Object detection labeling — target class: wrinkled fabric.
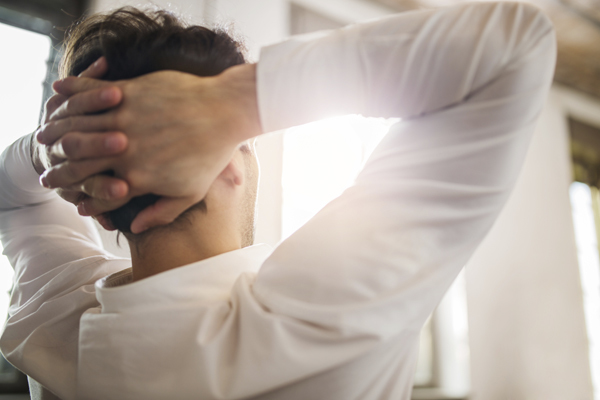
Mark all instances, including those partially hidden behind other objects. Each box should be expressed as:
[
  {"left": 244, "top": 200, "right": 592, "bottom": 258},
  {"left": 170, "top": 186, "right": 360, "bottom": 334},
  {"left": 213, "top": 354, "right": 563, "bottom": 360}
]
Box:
[{"left": 0, "top": 3, "right": 555, "bottom": 399}]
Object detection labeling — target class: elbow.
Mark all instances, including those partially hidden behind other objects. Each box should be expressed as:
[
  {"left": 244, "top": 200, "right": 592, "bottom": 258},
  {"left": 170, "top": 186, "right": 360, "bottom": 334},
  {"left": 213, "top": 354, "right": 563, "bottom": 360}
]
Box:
[
  {"left": 516, "top": 2, "right": 557, "bottom": 94},
  {"left": 502, "top": 2, "right": 557, "bottom": 74},
  {"left": 470, "top": 1, "right": 557, "bottom": 93}
]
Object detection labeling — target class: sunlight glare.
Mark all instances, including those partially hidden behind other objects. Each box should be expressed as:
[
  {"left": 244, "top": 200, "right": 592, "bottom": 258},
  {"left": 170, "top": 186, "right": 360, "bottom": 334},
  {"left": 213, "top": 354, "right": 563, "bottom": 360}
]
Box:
[{"left": 281, "top": 115, "right": 396, "bottom": 239}]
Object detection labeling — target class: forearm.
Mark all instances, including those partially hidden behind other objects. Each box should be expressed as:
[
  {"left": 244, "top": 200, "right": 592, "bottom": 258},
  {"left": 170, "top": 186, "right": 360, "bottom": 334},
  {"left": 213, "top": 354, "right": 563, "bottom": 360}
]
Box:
[
  {"left": 217, "top": 63, "right": 263, "bottom": 143},
  {"left": 257, "top": 2, "right": 555, "bottom": 132},
  {"left": 38, "top": 2, "right": 555, "bottom": 233},
  {"left": 253, "top": 2, "right": 556, "bottom": 337}
]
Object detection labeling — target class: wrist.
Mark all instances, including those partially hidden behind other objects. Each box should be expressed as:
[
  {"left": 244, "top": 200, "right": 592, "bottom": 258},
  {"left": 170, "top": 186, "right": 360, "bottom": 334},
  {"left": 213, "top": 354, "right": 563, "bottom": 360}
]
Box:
[{"left": 218, "top": 63, "right": 263, "bottom": 143}]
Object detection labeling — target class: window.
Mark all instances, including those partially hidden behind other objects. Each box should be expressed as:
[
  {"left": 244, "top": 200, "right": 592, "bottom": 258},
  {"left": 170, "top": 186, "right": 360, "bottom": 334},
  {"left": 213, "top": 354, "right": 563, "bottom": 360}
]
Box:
[
  {"left": 0, "top": 0, "right": 87, "bottom": 394},
  {"left": 0, "top": 16, "right": 51, "bottom": 326},
  {"left": 569, "top": 118, "right": 600, "bottom": 400},
  {"left": 282, "top": 115, "right": 392, "bottom": 239},
  {"left": 0, "top": 18, "right": 51, "bottom": 394}
]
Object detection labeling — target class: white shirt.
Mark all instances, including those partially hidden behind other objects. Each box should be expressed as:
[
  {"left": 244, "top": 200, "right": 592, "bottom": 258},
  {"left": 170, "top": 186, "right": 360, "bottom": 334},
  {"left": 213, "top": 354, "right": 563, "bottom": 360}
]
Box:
[{"left": 0, "top": 3, "right": 555, "bottom": 399}]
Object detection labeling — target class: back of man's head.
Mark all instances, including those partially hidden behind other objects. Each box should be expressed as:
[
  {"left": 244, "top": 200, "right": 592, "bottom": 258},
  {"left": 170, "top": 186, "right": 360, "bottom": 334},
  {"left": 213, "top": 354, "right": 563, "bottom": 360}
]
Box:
[{"left": 60, "top": 6, "right": 247, "bottom": 234}]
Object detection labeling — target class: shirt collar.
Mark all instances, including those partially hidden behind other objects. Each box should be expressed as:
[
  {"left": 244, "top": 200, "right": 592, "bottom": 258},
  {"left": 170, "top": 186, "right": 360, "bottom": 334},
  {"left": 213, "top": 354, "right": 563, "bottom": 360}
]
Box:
[{"left": 96, "top": 243, "right": 273, "bottom": 313}]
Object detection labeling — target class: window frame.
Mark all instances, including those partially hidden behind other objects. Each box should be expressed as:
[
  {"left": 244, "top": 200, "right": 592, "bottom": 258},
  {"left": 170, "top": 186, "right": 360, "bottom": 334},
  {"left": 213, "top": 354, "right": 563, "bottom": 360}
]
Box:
[{"left": 564, "top": 85, "right": 600, "bottom": 400}]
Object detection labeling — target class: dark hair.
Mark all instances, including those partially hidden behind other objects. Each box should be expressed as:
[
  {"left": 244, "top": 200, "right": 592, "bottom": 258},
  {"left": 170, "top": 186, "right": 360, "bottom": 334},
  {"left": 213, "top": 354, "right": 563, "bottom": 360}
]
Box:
[{"left": 60, "top": 7, "right": 247, "bottom": 234}]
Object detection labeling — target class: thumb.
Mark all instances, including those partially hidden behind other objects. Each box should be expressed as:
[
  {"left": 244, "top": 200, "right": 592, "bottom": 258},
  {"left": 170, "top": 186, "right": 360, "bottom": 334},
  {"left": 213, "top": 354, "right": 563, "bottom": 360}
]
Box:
[
  {"left": 130, "top": 195, "right": 202, "bottom": 234},
  {"left": 52, "top": 75, "right": 113, "bottom": 96}
]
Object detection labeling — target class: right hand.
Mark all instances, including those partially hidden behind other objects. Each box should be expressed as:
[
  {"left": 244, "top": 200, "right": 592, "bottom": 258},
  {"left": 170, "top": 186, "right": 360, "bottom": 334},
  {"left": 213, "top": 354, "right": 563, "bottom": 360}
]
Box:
[
  {"left": 34, "top": 58, "right": 129, "bottom": 230},
  {"left": 38, "top": 61, "right": 262, "bottom": 233}
]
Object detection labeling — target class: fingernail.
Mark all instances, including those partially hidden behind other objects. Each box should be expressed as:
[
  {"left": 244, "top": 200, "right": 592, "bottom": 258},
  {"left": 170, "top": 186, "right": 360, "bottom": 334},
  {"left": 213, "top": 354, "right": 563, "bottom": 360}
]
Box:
[
  {"left": 36, "top": 128, "right": 48, "bottom": 144},
  {"left": 52, "top": 79, "right": 63, "bottom": 91},
  {"left": 35, "top": 128, "right": 44, "bottom": 143},
  {"left": 77, "top": 202, "right": 88, "bottom": 216},
  {"left": 105, "top": 136, "right": 122, "bottom": 151},
  {"left": 109, "top": 183, "right": 124, "bottom": 198},
  {"left": 132, "top": 224, "right": 147, "bottom": 234},
  {"left": 100, "top": 89, "right": 115, "bottom": 102},
  {"left": 39, "top": 175, "right": 50, "bottom": 188}
]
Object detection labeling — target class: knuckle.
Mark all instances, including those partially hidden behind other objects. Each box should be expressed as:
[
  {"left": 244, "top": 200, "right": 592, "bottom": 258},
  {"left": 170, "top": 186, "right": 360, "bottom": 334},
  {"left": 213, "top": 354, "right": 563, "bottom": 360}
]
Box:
[
  {"left": 77, "top": 115, "right": 93, "bottom": 132},
  {"left": 112, "top": 109, "right": 128, "bottom": 129},
  {"left": 63, "top": 117, "right": 75, "bottom": 132},
  {"left": 120, "top": 81, "right": 132, "bottom": 95},
  {"left": 39, "top": 122, "right": 54, "bottom": 143},
  {"left": 62, "top": 76, "right": 78, "bottom": 92},
  {"left": 86, "top": 91, "right": 98, "bottom": 108},
  {"left": 64, "top": 98, "right": 75, "bottom": 113},
  {"left": 61, "top": 135, "right": 80, "bottom": 158},
  {"left": 81, "top": 179, "right": 96, "bottom": 197},
  {"left": 48, "top": 150, "right": 63, "bottom": 166},
  {"left": 91, "top": 178, "right": 110, "bottom": 199},
  {"left": 66, "top": 163, "right": 84, "bottom": 183},
  {"left": 43, "top": 169, "right": 58, "bottom": 187},
  {"left": 47, "top": 95, "right": 63, "bottom": 111},
  {"left": 123, "top": 169, "right": 143, "bottom": 188}
]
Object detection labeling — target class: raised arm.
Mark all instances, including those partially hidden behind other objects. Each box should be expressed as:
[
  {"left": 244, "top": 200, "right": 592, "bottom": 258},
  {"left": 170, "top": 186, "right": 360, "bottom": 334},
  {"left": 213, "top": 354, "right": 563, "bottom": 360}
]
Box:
[
  {"left": 252, "top": 1, "right": 556, "bottom": 335},
  {"left": 0, "top": 90, "right": 129, "bottom": 399},
  {"left": 71, "top": 3, "right": 556, "bottom": 399}
]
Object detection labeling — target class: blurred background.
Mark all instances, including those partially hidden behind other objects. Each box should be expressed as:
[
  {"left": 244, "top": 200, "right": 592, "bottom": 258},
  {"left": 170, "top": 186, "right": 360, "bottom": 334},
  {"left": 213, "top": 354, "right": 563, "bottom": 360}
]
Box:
[{"left": 0, "top": 0, "right": 598, "bottom": 399}]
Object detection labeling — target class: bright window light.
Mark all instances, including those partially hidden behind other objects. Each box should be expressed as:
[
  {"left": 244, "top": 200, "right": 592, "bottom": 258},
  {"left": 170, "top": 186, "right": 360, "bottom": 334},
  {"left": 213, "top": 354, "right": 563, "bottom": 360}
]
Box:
[
  {"left": 0, "top": 22, "right": 50, "bottom": 328},
  {"left": 569, "top": 181, "right": 600, "bottom": 400},
  {"left": 282, "top": 115, "right": 445, "bottom": 385},
  {"left": 281, "top": 114, "right": 396, "bottom": 239}
]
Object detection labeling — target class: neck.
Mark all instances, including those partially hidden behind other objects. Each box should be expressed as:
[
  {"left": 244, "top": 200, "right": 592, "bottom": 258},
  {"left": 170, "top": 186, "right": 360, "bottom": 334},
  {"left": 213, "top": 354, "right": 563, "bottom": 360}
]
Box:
[{"left": 127, "top": 209, "right": 241, "bottom": 282}]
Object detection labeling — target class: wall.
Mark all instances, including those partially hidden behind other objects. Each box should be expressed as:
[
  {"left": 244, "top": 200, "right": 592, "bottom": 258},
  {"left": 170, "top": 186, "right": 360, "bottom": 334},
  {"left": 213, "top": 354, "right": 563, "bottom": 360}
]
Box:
[{"left": 465, "top": 88, "right": 595, "bottom": 400}]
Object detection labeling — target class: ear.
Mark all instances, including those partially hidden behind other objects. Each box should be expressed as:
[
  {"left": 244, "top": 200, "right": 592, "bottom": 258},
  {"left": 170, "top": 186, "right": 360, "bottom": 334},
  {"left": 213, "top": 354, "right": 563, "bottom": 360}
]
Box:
[{"left": 217, "top": 156, "right": 244, "bottom": 187}]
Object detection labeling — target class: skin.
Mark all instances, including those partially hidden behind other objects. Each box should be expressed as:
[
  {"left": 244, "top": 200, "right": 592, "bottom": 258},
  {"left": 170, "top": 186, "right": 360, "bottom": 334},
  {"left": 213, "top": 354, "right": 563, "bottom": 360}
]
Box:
[
  {"left": 126, "top": 145, "right": 259, "bottom": 282},
  {"left": 38, "top": 58, "right": 262, "bottom": 233},
  {"left": 35, "top": 58, "right": 262, "bottom": 281},
  {"left": 33, "top": 59, "right": 129, "bottom": 219}
]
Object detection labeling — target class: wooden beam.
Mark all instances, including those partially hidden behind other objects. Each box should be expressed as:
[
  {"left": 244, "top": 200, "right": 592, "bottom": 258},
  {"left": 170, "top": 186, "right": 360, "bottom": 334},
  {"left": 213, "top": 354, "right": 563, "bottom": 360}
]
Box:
[{"left": 371, "top": 0, "right": 600, "bottom": 100}]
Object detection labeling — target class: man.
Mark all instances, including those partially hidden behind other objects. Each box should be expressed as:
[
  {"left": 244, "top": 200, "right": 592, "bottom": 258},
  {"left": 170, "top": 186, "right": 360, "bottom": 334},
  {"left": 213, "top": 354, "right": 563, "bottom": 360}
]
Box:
[{"left": 0, "top": 2, "right": 555, "bottom": 399}]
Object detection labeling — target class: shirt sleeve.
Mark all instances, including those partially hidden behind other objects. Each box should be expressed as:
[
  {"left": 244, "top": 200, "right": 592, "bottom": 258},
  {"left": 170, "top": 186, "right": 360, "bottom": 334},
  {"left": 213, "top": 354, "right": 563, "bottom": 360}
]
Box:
[
  {"left": 0, "top": 134, "right": 126, "bottom": 400},
  {"left": 69, "top": 4, "right": 556, "bottom": 399},
  {"left": 253, "top": 2, "right": 556, "bottom": 337}
]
